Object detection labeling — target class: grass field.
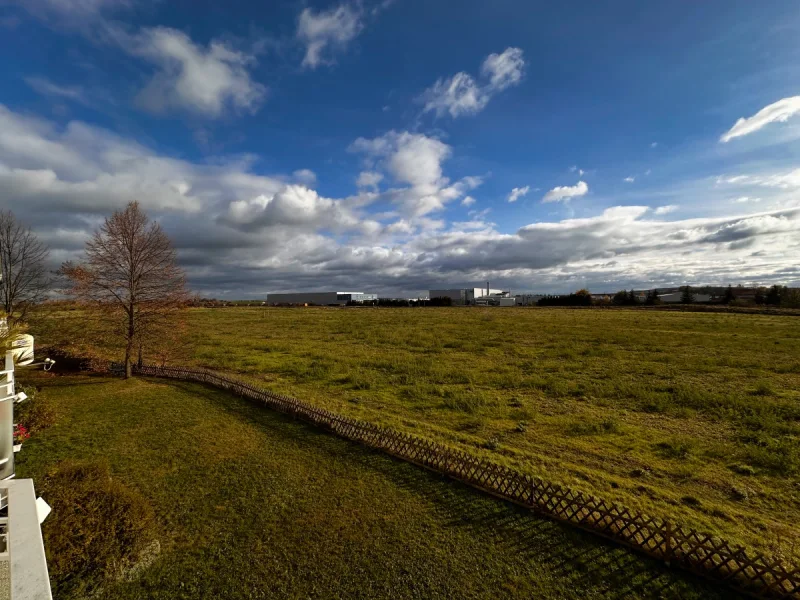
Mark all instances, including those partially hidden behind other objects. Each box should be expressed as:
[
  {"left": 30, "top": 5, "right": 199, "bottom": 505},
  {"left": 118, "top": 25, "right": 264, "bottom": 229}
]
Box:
[
  {"left": 30, "top": 305, "right": 800, "bottom": 560},
  {"left": 153, "top": 306, "right": 800, "bottom": 560},
  {"left": 14, "top": 370, "right": 738, "bottom": 599}
]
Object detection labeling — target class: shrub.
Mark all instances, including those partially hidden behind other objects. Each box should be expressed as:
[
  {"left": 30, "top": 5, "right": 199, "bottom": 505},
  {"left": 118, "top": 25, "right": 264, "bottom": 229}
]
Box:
[
  {"left": 782, "top": 289, "right": 800, "bottom": 309},
  {"left": 537, "top": 291, "right": 593, "bottom": 307},
  {"left": 15, "top": 385, "right": 57, "bottom": 434},
  {"left": 428, "top": 296, "right": 453, "bottom": 307},
  {"left": 40, "top": 461, "right": 156, "bottom": 596}
]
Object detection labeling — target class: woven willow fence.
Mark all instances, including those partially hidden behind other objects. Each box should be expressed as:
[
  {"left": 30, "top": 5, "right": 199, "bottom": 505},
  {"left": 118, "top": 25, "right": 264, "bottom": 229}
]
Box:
[{"left": 130, "top": 363, "right": 799, "bottom": 599}]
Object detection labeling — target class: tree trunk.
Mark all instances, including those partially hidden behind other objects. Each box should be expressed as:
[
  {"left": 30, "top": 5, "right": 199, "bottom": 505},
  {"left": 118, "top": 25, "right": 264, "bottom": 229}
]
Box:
[
  {"left": 137, "top": 343, "right": 143, "bottom": 368},
  {"left": 125, "top": 308, "right": 135, "bottom": 379},
  {"left": 124, "top": 344, "right": 132, "bottom": 379}
]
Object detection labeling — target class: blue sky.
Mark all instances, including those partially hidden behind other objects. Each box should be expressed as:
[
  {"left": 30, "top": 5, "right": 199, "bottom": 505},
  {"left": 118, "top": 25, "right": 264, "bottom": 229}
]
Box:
[{"left": 1, "top": 0, "right": 800, "bottom": 296}]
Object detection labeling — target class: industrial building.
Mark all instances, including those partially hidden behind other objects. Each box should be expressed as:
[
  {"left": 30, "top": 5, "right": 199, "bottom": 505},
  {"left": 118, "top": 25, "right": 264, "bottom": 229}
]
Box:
[
  {"left": 658, "top": 292, "right": 713, "bottom": 303},
  {"left": 429, "top": 285, "right": 509, "bottom": 305},
  {"left": 267, "top": 291, "right": 378, "bottom": 305}
]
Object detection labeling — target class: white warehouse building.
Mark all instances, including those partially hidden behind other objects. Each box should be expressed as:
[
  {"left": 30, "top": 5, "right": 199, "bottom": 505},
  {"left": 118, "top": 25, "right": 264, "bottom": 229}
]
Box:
[
  {"left": 267, "top": 291, "right": 378, "bottom": 305},
  {"left": 429, "top": 287, "right": 506, "bottom": 305}
]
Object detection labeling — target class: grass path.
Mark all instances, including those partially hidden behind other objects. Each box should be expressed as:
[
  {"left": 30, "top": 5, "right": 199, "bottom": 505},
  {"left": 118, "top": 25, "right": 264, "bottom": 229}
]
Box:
[{"left": 15, "top": 370, "right": 740, "bottom": 599}]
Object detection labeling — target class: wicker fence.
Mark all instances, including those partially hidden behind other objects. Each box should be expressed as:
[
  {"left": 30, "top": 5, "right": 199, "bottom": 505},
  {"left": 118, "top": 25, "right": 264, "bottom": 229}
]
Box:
[{"left": 129, "top": 363, "right": 799, "bottom": 599}]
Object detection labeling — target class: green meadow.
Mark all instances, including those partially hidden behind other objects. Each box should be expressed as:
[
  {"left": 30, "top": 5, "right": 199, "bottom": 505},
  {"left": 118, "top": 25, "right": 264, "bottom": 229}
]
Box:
[
  {"left": 180, "top": 307, "right": 800, "bottom": 558},
  {"left": 15, "top": 371, "right": 737, "bottom": 599}
]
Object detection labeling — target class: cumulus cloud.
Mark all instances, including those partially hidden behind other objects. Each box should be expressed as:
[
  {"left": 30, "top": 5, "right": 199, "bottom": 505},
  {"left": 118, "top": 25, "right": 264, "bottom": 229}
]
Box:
[
  {"left": 118, "top": 27, "right": 267, "bottom": 118},
  {"left": 507, "top": 186, "right": 530, "bottom": 202},
  {"left": 350, "top": 130, "right": 481, "bottom": 217},
  {"left": 293, "top": 169, "right": 316, "bottom": 185},
  {"left": 624, "top": 176, "right": 635, "bottom": 183},
  {"left": 356, "top": 170, "right": 383, "bottom": 189},
  {"left": 461, "top": 195, "right": 476, "bottom": 207},
  {"left": 542, "top": 181, "right": 588, "bottom": 203},
  {"left": 0, "top": 103, "right": 277, "bottom": 215},
  {"left": 297, "top": 3, "right": 362, "bottom": 69},
  {"left": 720, "top": 97, "right": 800, "bottom": 143},
  {"left": 654, "top": 205, "right": 678, "bottom": 215},
  {"left": 221, "top": 184, "right": 377, "bottom": 235},
  {"left": 419, "top": 47, "right": 525, "bottom": 118}
]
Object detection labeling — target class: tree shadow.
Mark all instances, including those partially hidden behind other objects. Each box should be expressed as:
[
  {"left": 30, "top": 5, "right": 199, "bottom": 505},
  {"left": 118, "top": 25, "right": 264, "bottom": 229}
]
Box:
[{"left": 157, "top": 379, "right": 746, "bottom": 599}]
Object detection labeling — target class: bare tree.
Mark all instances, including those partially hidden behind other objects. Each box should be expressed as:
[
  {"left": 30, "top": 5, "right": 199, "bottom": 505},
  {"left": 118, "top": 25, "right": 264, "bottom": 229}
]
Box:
[
  {"left": 0, "top": 211, "right": 51, "bottom": 322},
  {"left": 61, "top": 202, "right": 189, "bottom": 378}
]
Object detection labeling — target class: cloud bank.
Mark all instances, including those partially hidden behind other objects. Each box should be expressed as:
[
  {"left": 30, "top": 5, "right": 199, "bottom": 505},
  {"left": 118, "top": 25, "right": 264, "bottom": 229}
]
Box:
[{"left": 1, "top": 105, "right": 798, "bottom": 297}]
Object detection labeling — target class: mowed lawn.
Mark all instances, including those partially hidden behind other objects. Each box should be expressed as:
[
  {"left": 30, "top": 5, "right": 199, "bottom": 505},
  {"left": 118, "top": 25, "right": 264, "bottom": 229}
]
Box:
[
  {"left": 178, "top": 307, "right": 800, "bottom": 559},
  {"left": 14, "top": 371, "right": 737, "bottom": 599}
]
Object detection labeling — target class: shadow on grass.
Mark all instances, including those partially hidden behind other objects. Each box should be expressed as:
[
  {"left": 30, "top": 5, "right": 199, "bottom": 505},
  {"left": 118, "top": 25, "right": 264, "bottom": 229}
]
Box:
[{"left": 164, "top": 378, "right": 743, "bottom": 600}]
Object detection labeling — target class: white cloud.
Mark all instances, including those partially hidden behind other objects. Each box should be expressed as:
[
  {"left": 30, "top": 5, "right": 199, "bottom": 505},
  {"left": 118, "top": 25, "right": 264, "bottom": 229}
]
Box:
[
  {"left": 297, "top": 3, "right": 362, "bottom": 69},
  {"left": 720, "top": 97, "right": 800, "bottom": 143},
  {"left": 350, "top": 131, "right": 482, "bottom": 217},
  {"left": 461, "top": 195, "right": 476, "bottom": 207},
  {"left": 624, "top": 176, "right": 635, "bottom": 183},
  {"left": 293, "top": 169, "right": 316, "bottom": 185},
  {"left": 480, "top": 47, "right": 525, "bottom": 91},
  {"left": 569, "top": 165, "right": 586, "bottom": 176},
  {"left": 223, "top": 184, "right": 376, "bottom": 235},
  {"left": 25, "top": 77, "right": 89, "bottom": 104},
  {"left": 419, "top": 72, "right": 488, "bottom": 118},
  {"left": 507, "top": 186, "right": 530, "bottom": 203},
  {"left": 420, "top": 47, "right": 525, "bottom": 119},
  {"left": 124, "top": 27, "right": 266, "bottom": 118},
  {"left": 542, "top": 181, "right": 588, "bottom": 203},
  {"left": 2, "top": 104, "right": 799, "bottom": 297},
  {"left": 717, "top": 168, "right": 800, "bottom": 190},
  {"left": 651, "top": 142, "right": 658, "bottom": 148},
  {"left": 734, "top": 196, "right": 761, "bottom": 204},
  {"left": 356, "top": 171, "right": 383, "bottom": 189},
  {"left": 9, "top": 0, "right": 131, "bottom": 20},
  {"left": 654, "top": 205, "right": 678, "bottom": 215},
  {"left": 0, "top": 104, "right": 223, "bottom": 214}
]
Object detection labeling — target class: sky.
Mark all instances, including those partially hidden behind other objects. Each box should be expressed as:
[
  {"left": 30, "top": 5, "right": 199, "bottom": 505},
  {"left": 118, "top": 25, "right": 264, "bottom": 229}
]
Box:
[{"left": 1, "top": 0, "right": 800, "bottom": 298}]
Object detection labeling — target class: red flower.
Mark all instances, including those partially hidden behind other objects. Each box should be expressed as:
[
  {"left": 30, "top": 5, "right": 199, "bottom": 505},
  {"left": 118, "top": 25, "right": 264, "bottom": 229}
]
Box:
[{"left": 13, "top": 424, "right": 30, "bottom": 444}]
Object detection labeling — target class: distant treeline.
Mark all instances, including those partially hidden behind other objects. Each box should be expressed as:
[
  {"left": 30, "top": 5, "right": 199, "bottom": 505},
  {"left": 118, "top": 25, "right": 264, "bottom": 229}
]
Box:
[
  {"left": 188, "top": 285, "right": 800, "bottom": 309},
  {"left": 537, "top": 285, "right": 800, "bottom": 308}
]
